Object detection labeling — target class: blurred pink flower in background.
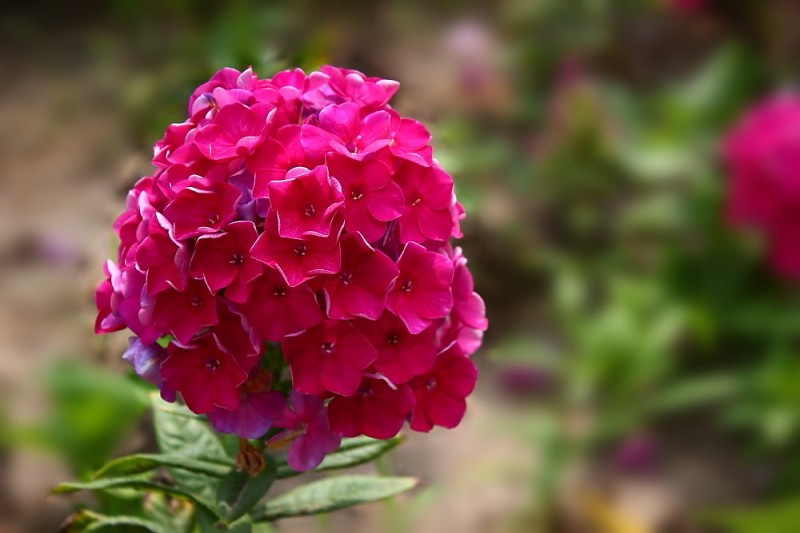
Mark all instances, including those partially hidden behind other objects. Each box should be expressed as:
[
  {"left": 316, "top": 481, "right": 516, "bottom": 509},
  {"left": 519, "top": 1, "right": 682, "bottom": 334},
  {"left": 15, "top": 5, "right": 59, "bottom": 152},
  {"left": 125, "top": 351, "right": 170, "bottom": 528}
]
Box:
[{"left": 724, "top": 92, "right": 800, "bottom": 279}]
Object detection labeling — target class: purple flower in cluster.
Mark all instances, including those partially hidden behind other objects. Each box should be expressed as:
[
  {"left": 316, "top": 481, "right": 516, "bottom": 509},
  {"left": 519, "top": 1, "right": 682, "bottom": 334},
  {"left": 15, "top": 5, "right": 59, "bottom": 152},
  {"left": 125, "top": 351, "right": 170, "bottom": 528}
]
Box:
[{"left": 122, "top": 336, "right": 175, "bottom": 402}]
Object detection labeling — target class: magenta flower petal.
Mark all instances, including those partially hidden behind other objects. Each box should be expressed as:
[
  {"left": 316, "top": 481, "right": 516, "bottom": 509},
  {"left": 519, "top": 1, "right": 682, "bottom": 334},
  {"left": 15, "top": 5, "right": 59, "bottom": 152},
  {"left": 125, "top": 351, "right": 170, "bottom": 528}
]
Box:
[
  {"left": 189, "top": 221, "right": 262, "bottom": 294},
  {"left": 151, "top": 279, "right": 219, "bottom": 344},
  {"left": 361, "top": 312, "right": 437, "bottom": 384},
  {"left": 328, "top": 378, "right": 415, "bottom": 439},
  {"left": 268, "top": 165, "right": 345, "bottom": 239},
  {"left": 270, "top": 391, "right": 341, "bottom": 472},
  {"left": 247, "top": 124, "right": 306, "bottom": 197},
  {"left": 238, "top": 267, "right": 323, "bottom": 341},
  {"left": 164, "top": 179, "right": 241, "bottom": 240},
  {"left": 409, "top": 343, "right": 477, "bottom": 432},
  {"left": 161, "top": 334, "right": 248, "bottom": 414},
  {"left": 394, "top": 160, "right": 456, "bottom": 243},
  {"left": 321, "top": 233, "right": 398, "bottom": 320},
  {"left": 194, "top": 102, "right": 271, "bottom": 161},
  {"left": 282, "top": 320, "right": 377, "bottom": 396},
  {"left": 208, "top": 387, "right": 284, "bottom": 439},
  {"left": 250, "top": 217, "right": 342, "bottom": 287},
  {"left": 386, "top": 242, "right": 454, "bottom": 334}
]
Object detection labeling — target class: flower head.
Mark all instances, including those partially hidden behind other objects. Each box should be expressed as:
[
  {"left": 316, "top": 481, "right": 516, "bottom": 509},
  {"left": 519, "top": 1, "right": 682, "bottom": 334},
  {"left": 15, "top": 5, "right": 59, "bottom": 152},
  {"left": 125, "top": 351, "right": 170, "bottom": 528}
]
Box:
[
  {"left": 724, "top": 93, "right": 800, "bottom": 279},
  {"left": 95, "top": 65, "right": 486, "bottom": 465}
]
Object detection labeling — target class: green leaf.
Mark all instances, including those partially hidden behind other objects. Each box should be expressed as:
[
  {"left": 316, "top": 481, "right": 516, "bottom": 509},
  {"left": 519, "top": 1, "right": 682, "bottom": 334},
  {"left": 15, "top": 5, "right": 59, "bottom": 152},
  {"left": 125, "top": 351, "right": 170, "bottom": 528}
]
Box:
[
  {"left": 138, "top": 492, "right": 194, "bottom": 533},
  {"left": 644, "top": 374, "right": 739, "bottom": 415},
  {"left": 217, "top": 458, "right": 277, "bottom": 522},
  {"left": 700, "top": 497, "right": 800, "bottom": 533},
  {"left": 37, "top": 361, "right": 150, "bottom": 475},
  {"left": 58, "top": 509, "right": 168, "bottom": 533},
  {"left": 93, "top": 453, "right": 230, "bottom": 480},
  {"left": 83, "top": 515, "right": 168, "bottom": 533},
  {"left": 251, "top": 475, "right": 417, "bottom": 521},
  {"left": 150, "top": 395, "right": 228, "bottom": 461},
  {"left": 58, "top": 509, "right": 102, "bottom": 533},
  {"left": 150, "top": 393, "right": 229, "bottom": 512},
  {"left": 276, "top": 436, "right": 403, "bottom": 478},
  {"left": 51, "top": 476, "right": 215, "bottom": 516}
]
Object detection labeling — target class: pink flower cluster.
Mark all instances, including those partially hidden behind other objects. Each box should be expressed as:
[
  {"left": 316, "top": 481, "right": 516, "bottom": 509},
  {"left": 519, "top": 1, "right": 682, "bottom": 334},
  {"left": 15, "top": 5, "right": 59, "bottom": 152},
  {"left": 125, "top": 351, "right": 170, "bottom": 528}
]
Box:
[
  {"left": 724, "top": 93, "right": 800, "bottom": 279},
  {"left": 95, "top": 66, "right": 486, "bottom": 471}
]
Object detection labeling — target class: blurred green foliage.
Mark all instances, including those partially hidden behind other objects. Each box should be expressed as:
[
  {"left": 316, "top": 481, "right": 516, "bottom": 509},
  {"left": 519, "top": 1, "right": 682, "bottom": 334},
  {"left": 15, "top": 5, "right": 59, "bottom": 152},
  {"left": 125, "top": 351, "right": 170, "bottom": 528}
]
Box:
[
  {"left": 10, "top": 360, "right": 150, "bottom": 477},
  {"left": 7, "top": 0, "right": 800, "bottom": 530}
]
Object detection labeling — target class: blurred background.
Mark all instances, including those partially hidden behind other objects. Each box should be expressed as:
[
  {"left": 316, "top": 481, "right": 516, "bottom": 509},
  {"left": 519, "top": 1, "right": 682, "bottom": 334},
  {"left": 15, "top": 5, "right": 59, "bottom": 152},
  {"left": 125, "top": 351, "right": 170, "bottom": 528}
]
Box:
[{"left": 2, "top": 0, "right": 800, "bottom": 531}]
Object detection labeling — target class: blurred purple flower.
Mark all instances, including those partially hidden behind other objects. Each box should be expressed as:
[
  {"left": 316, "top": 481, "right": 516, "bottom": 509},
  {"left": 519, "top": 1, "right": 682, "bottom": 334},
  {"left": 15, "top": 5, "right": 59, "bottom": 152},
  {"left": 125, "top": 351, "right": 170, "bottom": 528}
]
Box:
[
  {"left": 613, "top": 434, "right": 658, "bottom": 474},
  {"left": 35, "top": 232, "right": 80, "bottom": 268},
  {"left": 668, "top": 0, "right": 706, "bottom": 13},
  {"left": 496, "top": 364, "right": 554, "bottom": 397}
]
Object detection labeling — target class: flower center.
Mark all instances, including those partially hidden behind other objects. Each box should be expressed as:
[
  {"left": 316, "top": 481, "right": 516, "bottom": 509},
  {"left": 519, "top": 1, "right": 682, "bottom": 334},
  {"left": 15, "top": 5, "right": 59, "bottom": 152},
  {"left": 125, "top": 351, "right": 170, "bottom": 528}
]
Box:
[
  {"left": 293, "top": 243, "right": 307, "bottom": 257},
  {"left": 410, "top": 198, "right": 422, "bottom": 207},
  {"left": 425, "top": 377, "right": 437, "bottom": 391},
  {"left": 339, "top": 270, "right": 353, "bottom": 285},
  {"left": 273, "top": 285, "right": 287, "bottom": 298},
  {"left": 321, "top": 341, "right": 336, "bottom": 354},
  {"left": 303, "top": 204, "right": 316, "bottom": 217},
  {"left": 229, "top": 252, "right": 245, "bottom": 265},
  {"left": 206, "top": 357, "right": 221, "bottom": 371},
  {"left": 207, "top": 213, "right": 220, "bottom": 226},
  {"left": 351, "top": 190, "right": 364, "bottom": 201},
  {"left": 387, "top": 333, "right": 400, "bottom": 345},
  {"left": 401, "top": 280, "right": 413, "bottom": 293},
  {"left": 191, "top": 296, "right": 203, "bottom": 307}
]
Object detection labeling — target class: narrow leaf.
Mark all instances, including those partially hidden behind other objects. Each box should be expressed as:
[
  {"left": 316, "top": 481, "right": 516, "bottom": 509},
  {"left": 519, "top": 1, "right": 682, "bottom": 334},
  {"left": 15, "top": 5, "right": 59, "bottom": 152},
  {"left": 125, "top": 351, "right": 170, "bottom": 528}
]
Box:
[
  {"left": 251, "top": 475, "right": 417, "bottom": 521},
  {"left": 58, "top": 509, "right": 101, "bottom": 533},
  {"left": 51, "top": 476, "right": 216, "bottom": 516},
  {"left": 83, "top": 515, "right": 168, "bottom": 533},
  {"left": 92, "top": 453, "right": 230, "bottom": 480},
  {"left": 645, "top": 374, "right": 739, "bottom": 415},
  {"left": 217, "top": 458, "right": 277, "bottom": 522}
]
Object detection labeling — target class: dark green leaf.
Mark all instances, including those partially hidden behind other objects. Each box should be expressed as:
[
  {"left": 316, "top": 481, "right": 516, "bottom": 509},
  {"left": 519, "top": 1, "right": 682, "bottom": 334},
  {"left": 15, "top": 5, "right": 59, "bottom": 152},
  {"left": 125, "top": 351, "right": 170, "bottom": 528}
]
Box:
[
  {"left": 150, "top": 393, "right": 229, "bottom": 512},
  {"left": 92, "top": 453, "right": 230, "bottom": 480},
  {"left": 51, "top": 476, "right": 215, "bottom": 516},
  {"left": 217, "top": 457, "right": 277, "bottom": 522},
  {"left": 83, "top": 515, "right": 168, "bottom": 533},
  {"left": 150, "top": 395, "right": 228, "bottom": 461},
  {"left": 251, "top": 475, "right": 417, "bottom": 521},
  {"left": 58, "top": 509, "right": 101, "bottom": 533}
]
